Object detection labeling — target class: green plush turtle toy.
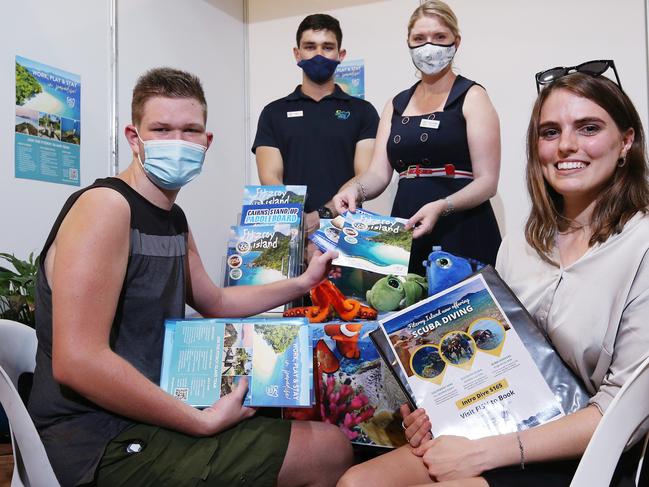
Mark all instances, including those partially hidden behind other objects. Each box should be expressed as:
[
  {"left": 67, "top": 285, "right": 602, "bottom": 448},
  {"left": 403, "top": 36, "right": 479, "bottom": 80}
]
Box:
[{"left": 366, "top": 274, "right": 428, "bottom": 312}]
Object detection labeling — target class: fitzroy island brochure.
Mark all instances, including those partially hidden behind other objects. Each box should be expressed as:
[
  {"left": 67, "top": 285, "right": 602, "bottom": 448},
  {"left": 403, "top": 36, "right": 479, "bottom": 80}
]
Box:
[
  {"left": 160, "top": 317, "right": 312, "bottom": 408},
  {"left": 373, "top": 269, "right": 565, "bottom": 439},
  {"left": 332, "top": 209, "right": 412, "bottom": 276},
  {"left": 225, "top": 224, "right": 299, "bottom": 287}
]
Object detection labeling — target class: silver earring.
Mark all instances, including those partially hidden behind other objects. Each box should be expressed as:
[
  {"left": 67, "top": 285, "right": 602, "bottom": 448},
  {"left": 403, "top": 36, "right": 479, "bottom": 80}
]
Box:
[{"left": 618, "top": 154, "right": 627, "bottom": 167}]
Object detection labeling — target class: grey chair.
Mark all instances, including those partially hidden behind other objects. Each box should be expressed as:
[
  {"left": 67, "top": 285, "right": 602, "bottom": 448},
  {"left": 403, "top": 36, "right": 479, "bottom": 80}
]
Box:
[
  {"left": 570, "top": 354, "right": 649, "bottom": 487},
  {"left": 0, "top": 319, "right": 59, "bottom": 486}
]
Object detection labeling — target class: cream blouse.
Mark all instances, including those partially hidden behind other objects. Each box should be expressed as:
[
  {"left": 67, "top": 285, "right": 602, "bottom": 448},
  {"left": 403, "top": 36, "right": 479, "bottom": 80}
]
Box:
[{"left": 496, "top": 212, "right": 649, "bottom": 417}]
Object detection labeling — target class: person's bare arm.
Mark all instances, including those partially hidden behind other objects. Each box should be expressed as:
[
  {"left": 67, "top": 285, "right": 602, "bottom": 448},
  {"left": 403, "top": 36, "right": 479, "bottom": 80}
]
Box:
[
  {"left": 186, "top": 230, "right": 336, "bottom": 317},
  {"left": 414, "top": 406, "right": 601, "bottom": 481},
  {"left": 255, "top": 146, "right": 284, "bottom": 185},
  {"left": 353, "top": 138, "right": 375, "bottom": 177},
  {"left": 50, "top": 189, "right": 252, "bottom": 436},
  {"left": 333, "top": 100, "right": 396, "bottom": 213}
]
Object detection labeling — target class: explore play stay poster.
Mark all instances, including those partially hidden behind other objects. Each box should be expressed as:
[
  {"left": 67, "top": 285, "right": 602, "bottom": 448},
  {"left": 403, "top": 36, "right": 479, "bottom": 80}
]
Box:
[
  {"left": 335, "top": 59, "right": 365, "bottom": 99},
  {"left": 15, "top": 55, "right": 81, "bottom": 186},
  {"left": 380, "top": 273, "right": 564, "bottom": 439}
]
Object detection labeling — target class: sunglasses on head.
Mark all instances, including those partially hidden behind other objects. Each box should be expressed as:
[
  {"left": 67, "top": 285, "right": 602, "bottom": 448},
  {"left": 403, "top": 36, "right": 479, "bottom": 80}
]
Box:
[{"left": 534, "top": 60, "right": 622, "bottom": 93}]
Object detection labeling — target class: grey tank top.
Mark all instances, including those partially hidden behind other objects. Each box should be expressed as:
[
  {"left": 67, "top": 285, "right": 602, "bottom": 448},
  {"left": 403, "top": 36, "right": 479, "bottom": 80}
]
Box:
[{"left": 27, "top": 177, "right": 188, "bottom": 486}]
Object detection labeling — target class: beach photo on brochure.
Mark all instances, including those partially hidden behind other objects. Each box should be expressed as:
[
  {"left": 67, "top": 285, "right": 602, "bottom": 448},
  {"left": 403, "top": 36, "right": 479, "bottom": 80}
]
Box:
[
  {"left": 160, "top": 318, "right": 313, "bottom": 408},
  {"left": 311, "top": 209, "right": 412, "bottom": 276}
]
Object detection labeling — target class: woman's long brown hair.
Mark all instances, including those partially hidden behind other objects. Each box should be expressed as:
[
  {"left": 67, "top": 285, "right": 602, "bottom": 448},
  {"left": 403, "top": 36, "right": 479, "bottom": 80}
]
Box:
[{"left": 525, "top": 73, "right": 649, "bottom": 264}]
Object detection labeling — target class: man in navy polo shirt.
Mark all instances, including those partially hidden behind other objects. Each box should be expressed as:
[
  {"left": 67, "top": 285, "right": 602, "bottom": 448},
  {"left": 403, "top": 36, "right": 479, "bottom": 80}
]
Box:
[{"left": 252, "top": 13, "right": 379, "bottom": 237}]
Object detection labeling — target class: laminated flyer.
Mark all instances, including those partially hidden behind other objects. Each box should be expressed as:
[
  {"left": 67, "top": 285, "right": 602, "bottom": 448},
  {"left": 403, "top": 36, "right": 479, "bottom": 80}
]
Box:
[
  {"left": 160, "top": 318, "right": 312, "bottom": 407},
  {"left": 378, "top": 272, "right": 564, "bottom": 439},
  {"left": 225, "top": 224, "right": 298, "bottom": 287},
  {"left": 333, "top": 209, "right": 411, "bottom": 276}
]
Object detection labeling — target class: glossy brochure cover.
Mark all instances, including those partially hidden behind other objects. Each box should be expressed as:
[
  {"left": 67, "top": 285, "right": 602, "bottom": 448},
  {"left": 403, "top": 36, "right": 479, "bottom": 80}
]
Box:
[
  {"left": 284, "top": 321, "right": 408, "bottom": 448},
  {"left": 224, "top": 224, "right": 298, "bottom": 287},
  {"left": 376, "top": 269, "right": 566, "bottom": 439},
  {"left": 240, "top": 185, "right": 306, "bottom": 280},
  {"left": 333, "top": 209, "right": 411, "bottom": 276},
  {"left": 242, "top": 185, "right": 307, "bottom": 206},
  {"left": 160, "top": 317, "right": 313, "bottom": 407}
]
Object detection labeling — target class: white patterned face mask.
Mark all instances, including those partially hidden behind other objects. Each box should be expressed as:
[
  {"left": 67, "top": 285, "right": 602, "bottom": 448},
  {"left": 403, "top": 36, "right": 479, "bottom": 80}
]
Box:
[{"left": 409, "top": 42, "right": 456, "bottom": 75}]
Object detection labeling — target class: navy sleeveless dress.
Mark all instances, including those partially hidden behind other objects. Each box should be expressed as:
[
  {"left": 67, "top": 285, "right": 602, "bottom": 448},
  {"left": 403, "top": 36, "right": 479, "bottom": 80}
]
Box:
[{"left": 388, "top": 76, "right": 501, "bottom": 275}]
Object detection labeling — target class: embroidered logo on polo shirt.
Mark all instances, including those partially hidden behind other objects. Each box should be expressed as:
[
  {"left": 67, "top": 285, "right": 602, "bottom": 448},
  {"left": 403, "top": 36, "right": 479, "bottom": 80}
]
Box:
[{"left": 335, "top": 110, "right": 351, "bottom": 120}]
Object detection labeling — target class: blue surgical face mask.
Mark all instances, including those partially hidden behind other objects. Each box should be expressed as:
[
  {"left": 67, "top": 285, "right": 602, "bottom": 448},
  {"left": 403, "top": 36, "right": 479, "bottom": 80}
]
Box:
[
  {"left": 297, "top": 55, "right": 340, "bottom": 84},
  {"left": 137, "top": 133, "right": 207, "bottom": 190}
]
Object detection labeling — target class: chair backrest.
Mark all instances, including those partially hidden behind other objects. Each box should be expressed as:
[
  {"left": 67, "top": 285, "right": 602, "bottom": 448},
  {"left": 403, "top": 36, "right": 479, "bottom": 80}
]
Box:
[
  {"left": 0, "top": 319, "right": 60, "bottom": 487},
  {"left": 570, "top": 354, "right": 649, "bottom": 487}
]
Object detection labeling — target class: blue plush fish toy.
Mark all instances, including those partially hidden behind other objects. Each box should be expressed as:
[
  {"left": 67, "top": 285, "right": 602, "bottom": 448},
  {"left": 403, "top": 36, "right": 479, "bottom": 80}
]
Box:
[{"left": 424, "top": 247, "right": 484, "bottom": 296}]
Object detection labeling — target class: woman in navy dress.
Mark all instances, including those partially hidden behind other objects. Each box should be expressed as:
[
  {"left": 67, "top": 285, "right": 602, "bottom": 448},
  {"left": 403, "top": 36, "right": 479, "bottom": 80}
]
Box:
[{"left": 333, "top": 0, "right": 501, "bottom": 275}]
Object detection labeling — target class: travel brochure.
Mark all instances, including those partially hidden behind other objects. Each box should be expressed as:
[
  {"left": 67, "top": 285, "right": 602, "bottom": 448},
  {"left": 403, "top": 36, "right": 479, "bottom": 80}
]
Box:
[
  {"left": 311, "top": 209, "right": 412, "bottom": 276},
  {"left": 372, "top": 267, "right": 568, "bottom": 439},
  {"left": 284, "top": 321, "right": 408, "bottom": 448},
  {"left": 160, "top": 317, "right": 313, "bottom": 408},
  {"left": 224, "top": 223, "right": 299, "bottom": 287},
  {"left": 224, "top": 185, "right": 308, "bottom": 308}
]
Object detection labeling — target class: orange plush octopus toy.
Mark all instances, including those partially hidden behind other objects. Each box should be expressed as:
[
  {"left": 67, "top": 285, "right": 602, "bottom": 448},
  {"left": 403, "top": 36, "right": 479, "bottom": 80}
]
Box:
[{"left": 283, "top": 280, "right": 377, "bottom": 323}]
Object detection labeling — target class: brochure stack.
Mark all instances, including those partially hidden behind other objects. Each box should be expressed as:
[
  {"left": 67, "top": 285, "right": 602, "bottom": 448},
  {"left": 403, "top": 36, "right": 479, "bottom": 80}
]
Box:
[{"left": 224, "top": 186, "right": 307, "bottom": 310}]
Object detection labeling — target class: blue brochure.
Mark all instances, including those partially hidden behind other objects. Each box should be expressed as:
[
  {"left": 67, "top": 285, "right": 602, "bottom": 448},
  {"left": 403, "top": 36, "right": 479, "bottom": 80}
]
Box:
[{"left": 160, "top": 317, "right": 313, "bottom": 407}]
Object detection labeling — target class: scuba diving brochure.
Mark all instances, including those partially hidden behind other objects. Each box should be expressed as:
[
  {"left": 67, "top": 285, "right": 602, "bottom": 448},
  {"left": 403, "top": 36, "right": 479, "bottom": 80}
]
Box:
[
  {"left": 372, "top": 267, "right": 569, "bottom": 440},
  {"left": 160, "top": 317, "right": 313, "bottom": 407},
  {"left": 332, "top": 209, "right": 412, "bottom": 276}
]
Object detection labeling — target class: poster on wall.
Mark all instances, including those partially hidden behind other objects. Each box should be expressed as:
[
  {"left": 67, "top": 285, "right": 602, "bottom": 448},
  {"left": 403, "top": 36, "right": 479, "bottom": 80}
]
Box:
[
  {"left": 15, "top": 55, "right": 81, "bottom": 186},
  {"left": 334, "top": 59, "right": 365, "bottom": 99}
]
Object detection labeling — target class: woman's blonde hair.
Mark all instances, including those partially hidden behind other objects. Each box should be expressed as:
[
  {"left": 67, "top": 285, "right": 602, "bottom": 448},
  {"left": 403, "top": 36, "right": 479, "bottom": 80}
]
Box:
[
  {"left": 525, "top": 73, "right": 649, "bottom": 263},
  {"left": 408, "top": 1, "right": 460, "bottom": 38}
]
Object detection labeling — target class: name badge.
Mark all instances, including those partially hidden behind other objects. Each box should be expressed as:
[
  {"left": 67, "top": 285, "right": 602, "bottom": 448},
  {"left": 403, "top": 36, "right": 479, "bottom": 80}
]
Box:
[
  {"left": 287, "top": 110, "right": 303, "bottom": 118},
  {"left": 420, "top": 118, "right": 440, "bottom": 129}
]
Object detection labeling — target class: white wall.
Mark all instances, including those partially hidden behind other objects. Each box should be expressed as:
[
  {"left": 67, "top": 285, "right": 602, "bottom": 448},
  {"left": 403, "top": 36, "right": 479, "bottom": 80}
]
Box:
[
  {"left": 117, "top": 0, "right": 247, "bottom": 285},
  {"left": 0, "top": 0, "right": 248, "bottom": 287},
  {"left": 0, "top": 1, "right": 112, "bottom": 257},
  {"left": 248, "top": 0, "right": 649, "bottom": 238}
]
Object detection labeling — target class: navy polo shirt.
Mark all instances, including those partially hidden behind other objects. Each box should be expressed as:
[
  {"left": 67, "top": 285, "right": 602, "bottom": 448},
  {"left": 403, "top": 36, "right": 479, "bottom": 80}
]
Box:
[{"left": 252, "top": 85, "right": 379, "bottom": 212}]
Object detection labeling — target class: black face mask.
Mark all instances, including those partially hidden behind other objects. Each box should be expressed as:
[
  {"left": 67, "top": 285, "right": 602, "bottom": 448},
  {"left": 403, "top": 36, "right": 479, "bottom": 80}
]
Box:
[{"left": 297, "top": 55, "right": 340, "bottom": 84}]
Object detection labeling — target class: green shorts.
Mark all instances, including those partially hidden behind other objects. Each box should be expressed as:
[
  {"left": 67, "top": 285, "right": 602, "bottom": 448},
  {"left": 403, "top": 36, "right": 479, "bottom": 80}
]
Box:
[{"left": 96, "top": 416, "right": 291, "bottom": 487}]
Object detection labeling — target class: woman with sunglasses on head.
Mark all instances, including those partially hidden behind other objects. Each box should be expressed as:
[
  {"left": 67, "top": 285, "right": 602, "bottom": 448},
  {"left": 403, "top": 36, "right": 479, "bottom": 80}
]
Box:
[
  {"left": 333, "top": 0, "right": 501, "bottom": 275},
  {"left": 337, "top": 65, "right": 649, "bottom": 487}
]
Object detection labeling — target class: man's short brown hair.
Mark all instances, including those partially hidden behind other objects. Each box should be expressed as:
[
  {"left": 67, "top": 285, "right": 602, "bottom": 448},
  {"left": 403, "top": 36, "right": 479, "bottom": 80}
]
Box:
[{"left": 131, "top": 67, "right": 207, "bottom": 125}]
